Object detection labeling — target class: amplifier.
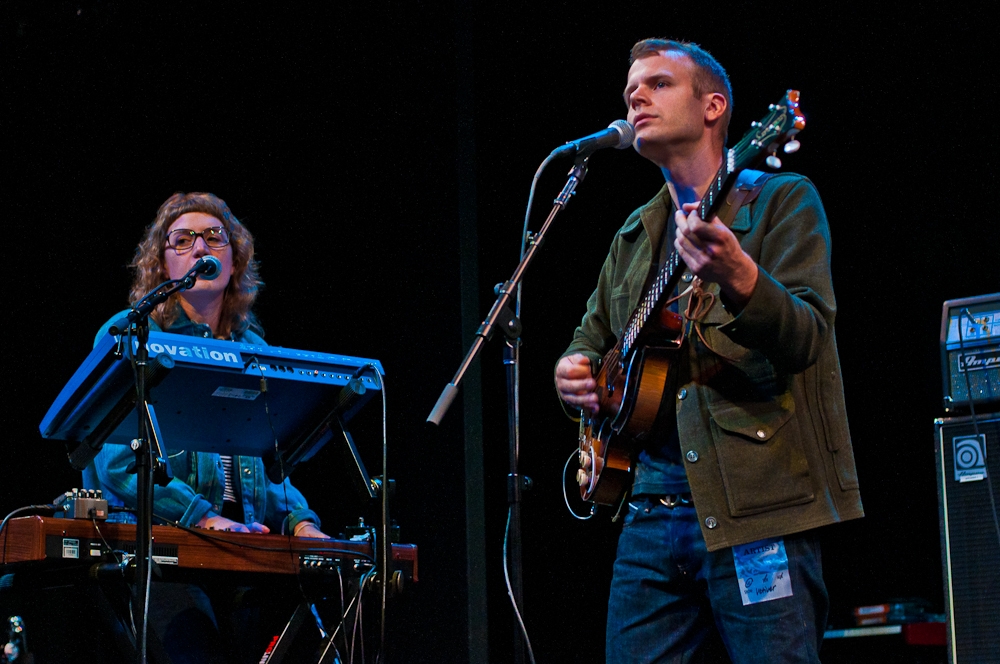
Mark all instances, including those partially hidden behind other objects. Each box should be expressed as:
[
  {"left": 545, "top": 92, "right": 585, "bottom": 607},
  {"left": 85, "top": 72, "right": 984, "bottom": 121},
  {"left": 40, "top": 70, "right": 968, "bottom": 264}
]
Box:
[
  {"left": 940, "top": 293, "right": 1000, "bottom": 412},
  {"left": 935, "top": 414, "right": 1000, "bottom": 663}
]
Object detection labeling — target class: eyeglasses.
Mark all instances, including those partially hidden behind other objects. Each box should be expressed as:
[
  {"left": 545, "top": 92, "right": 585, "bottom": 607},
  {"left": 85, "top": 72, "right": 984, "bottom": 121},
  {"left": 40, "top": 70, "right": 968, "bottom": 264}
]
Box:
[{"left": 166, "top": 227, "right": 230, "bottom": 253}]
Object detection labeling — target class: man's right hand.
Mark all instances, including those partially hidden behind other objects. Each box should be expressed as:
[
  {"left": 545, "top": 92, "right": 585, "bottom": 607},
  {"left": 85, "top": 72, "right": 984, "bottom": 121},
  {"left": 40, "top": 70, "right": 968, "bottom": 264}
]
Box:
[{"left": 555, "top": 353, "right": 599, "bottom": 413}]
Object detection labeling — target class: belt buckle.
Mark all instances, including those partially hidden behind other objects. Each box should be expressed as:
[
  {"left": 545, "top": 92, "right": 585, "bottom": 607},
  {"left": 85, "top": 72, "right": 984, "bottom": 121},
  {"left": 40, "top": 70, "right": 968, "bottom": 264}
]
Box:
[{"left": 659, "top": 494, "right": 691, "bottom": 508}]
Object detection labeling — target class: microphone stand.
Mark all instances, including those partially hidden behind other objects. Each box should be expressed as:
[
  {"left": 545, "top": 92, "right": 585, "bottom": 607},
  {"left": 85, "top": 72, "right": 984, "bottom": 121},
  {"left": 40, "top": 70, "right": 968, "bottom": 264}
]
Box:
[
  {"left": 428, "top": 154, "right": 589, "bottom": 664},
  {"left": 131, "top": 315, "right": 155, "bottom": 664},
  {"left": 108, "top": 273, "right": 207, "bottom": 664}
]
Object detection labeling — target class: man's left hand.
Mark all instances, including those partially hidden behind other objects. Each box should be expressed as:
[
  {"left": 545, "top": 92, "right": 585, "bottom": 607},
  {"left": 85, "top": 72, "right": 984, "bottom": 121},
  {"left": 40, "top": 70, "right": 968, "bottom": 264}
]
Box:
[{"left": 674, "top": 202, "right": 758, "bottom": 309}]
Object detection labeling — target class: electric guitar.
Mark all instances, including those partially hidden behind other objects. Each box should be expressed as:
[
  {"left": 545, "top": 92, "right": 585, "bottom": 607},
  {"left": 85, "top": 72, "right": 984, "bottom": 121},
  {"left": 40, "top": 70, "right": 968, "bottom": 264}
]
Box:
[{"left": 577, "top": 90, "right": 806, "bottom": 506}]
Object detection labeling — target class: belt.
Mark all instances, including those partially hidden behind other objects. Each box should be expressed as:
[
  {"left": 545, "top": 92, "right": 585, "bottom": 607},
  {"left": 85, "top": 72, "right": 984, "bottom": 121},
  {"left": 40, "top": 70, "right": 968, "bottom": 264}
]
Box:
[{"left": 658, "top": 493, "right": 693, "bottom": 508}]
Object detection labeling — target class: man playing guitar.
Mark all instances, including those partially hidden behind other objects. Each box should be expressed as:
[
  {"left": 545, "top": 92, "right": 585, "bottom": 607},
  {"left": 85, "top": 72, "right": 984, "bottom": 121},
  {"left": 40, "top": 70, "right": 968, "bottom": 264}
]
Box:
[{"left": 555, "top": 39, "right": 863, "bottom": 663}]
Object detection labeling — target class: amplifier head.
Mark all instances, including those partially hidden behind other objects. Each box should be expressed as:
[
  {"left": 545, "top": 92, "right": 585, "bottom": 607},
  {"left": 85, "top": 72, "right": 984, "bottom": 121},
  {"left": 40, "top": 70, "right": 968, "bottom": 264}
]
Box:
[{"left": 940, "top": 293, "right": 1000, "bottom": 412}]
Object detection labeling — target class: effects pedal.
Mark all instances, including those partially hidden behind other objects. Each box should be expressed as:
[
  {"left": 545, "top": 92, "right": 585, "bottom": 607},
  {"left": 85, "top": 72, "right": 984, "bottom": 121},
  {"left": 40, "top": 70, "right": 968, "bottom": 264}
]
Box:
[{"left": 53, "top": 488, "right": 109, "bottom": 520}]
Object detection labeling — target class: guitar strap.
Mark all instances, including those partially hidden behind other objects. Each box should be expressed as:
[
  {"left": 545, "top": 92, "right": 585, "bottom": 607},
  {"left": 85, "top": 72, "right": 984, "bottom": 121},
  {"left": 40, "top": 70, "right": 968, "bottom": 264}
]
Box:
[{"left": 716, "top": 168, "right": 772, "bottom": 228}]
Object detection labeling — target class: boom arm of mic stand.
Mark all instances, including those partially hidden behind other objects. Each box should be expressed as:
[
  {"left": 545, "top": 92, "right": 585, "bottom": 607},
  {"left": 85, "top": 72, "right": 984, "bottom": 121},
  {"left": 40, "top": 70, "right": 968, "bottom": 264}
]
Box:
[
  {"left": 426, "top": 156, "right": 589, "bottom": 425},
  {"left": 107, "top": 267, "right": 212, "bottom": 337}
]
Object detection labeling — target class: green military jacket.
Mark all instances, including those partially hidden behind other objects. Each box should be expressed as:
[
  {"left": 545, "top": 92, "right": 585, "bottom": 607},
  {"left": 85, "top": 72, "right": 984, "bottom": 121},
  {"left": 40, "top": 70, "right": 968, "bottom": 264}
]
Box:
[{"left": 563, "top": 172, "right": 863, "bottom": 551}]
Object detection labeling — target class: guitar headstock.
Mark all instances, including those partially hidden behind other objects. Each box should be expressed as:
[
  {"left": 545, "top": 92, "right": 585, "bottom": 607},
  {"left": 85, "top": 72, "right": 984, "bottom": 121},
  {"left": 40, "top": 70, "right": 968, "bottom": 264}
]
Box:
[{"left": 732, "top": 89, "right": 805, "bottom": 171}]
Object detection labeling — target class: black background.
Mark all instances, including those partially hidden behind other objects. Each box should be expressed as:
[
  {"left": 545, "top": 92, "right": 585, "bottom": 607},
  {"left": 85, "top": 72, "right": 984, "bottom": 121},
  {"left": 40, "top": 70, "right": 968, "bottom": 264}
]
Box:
[{"left": 3, "top": 2, "right": 999, "bottom": 662}]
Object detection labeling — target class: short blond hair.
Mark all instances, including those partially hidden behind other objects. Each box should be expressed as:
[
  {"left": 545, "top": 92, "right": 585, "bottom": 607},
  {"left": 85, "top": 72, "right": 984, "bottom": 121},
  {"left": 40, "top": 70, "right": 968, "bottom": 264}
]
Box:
[{"left": 630, "top": 38, "right": 733, "bottom": 146}]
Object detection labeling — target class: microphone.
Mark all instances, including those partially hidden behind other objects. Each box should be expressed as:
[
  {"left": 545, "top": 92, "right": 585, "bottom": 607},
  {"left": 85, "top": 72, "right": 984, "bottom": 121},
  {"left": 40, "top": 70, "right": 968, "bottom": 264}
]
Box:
[
  {"left": 551, "top": 120, "right": 636, "bottom": 157},
  {"left": 105, "top": 256, "right": 225, "bottom": 336},
  {"left": 181, "top": 256, "right": 223, "bottom": 285}
]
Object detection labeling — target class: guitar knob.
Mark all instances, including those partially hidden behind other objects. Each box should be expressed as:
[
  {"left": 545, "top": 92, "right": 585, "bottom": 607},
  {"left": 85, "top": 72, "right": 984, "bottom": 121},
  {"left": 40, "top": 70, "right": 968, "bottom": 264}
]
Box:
[
  {"left": 783, "top": 139, "right": 801, "bottom": 153},
  {"left": 766, "top": 154, "right": 782, "bottom": 169},
  {"left": 576, "top": 469, "right": 589, "bottom": 486},
  {"left": 581, "top": 454, "right": 592, "bottom": 469}
]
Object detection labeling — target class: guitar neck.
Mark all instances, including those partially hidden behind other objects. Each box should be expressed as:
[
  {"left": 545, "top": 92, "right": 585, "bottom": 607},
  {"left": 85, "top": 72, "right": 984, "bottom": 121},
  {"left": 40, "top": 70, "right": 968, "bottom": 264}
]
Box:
[
  {"left": 620, "top": 156, "right": 735, "bottom": 356},
  {"left": 699, "top": 152, "right": 741, "bottom": 221}
]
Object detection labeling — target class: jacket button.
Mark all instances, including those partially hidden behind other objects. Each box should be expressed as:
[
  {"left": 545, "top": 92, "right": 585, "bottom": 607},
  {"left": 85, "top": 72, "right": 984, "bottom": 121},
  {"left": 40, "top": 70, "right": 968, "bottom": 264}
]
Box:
[
  {"left": 756, "top": 429, "right": 767, "bottom": 439},
  {"left": 682, "top": 272, "right": 694, "bottom": 283},
  {"left": 244, "top": 468, "right": 251, "bottom": 474},
  {"left": 677, "top": 388, "right": 688, "bottom": 400},
  {"left": 705, "top": 516, "right": 718, "bottom": 529},
  {"left": 685, "top": 450, "right": 699, "bottom": 463}
]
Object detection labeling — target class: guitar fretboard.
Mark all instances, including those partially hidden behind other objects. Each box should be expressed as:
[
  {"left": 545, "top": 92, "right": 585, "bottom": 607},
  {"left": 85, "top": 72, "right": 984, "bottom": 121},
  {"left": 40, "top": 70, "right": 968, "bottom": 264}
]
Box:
[{"left": 621, "top": 151, "right": 734, "bottom": 357}]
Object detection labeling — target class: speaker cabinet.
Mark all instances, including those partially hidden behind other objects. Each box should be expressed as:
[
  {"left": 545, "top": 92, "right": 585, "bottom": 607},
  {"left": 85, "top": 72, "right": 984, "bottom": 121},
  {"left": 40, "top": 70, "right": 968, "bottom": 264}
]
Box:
[{"left": 935, "top": 414, "right": 1000, "bottom": 663}]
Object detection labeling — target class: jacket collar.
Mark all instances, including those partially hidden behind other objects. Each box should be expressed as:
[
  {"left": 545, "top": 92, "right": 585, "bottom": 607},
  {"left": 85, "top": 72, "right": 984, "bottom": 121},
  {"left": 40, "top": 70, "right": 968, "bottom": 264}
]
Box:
[
  {"left": 160, "top": 303, "right": 251, "bottom": 341},
  {"left": 622, "top": 182, "right": 675, "bottom": 251}
]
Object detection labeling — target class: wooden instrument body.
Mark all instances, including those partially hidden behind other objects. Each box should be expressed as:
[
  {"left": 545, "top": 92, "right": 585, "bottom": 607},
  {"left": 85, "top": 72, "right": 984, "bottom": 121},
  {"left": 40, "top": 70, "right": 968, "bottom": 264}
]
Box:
[
  {"left": 578, "top": 308, "right": 684, "bottom": 505},
  {"left": 1, "top": 515, "right": 418, "bottom": 581}
]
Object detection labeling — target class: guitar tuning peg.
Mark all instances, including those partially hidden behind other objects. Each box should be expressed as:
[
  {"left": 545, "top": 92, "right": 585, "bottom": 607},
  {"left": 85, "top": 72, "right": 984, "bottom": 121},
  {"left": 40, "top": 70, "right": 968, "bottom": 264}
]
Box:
[
  {"left": 783, "top": 139, "right": 801, "bottom": 154},
  {"left": 766, "top": 154, "right": 782, "bottom": 169}
]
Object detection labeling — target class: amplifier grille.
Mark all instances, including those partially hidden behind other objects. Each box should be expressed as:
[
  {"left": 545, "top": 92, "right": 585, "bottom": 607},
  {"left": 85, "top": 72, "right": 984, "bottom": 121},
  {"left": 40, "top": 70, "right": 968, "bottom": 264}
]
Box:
[{"left": 936, "top": 415, "right": 1000, "bottom": 663}]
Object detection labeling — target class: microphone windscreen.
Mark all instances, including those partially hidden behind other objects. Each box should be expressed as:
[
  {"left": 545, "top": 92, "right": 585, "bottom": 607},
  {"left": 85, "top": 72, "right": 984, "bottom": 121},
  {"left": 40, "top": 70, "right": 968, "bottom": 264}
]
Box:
[
  {"left": 198, "top": 256, "right": 223, "bottom": 281},
  {"left": 609, "top": 119, "right": 636, "bottom": 149}
]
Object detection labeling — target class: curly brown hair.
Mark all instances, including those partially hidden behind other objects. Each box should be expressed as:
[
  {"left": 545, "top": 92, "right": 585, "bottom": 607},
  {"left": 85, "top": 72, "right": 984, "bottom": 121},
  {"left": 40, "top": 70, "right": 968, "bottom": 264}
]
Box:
[{"left": 130, "top": 192, "right": 263, "bottom": 339}]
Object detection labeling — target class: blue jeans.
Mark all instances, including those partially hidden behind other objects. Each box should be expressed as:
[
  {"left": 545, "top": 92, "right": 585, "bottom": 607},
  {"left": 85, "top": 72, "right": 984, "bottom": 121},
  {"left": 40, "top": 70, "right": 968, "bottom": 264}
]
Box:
[{"left": 606, "top": 497, "right": 828, "bottom": 664}]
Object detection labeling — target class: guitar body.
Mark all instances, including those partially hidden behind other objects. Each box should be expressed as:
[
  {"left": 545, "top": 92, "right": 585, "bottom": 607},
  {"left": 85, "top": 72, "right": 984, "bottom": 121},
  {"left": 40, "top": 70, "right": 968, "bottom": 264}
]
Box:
[{"left": 578, "top": 310, "right": 684, "bottom": 505}]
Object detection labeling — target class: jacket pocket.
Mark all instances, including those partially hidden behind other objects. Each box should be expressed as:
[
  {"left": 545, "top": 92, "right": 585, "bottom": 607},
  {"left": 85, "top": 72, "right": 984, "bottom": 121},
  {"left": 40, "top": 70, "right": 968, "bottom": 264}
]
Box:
[
  {"left": 708, "top": 397, "right": 814, "bottom": 516},
  {"left": 814, "top": 351, "right": 861, "bottom": 491},
  {"left": 610, "top": 286, "right": 632, "bottom": 338}
]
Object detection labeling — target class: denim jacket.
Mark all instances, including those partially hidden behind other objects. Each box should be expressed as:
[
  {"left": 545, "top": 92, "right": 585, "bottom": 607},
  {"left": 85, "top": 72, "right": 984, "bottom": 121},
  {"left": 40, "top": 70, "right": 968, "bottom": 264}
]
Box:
[
  {"left": 82, "top": 308, "right": 321, "bottom": 534},
  {"left": 562, "top": 173, "right": 863, "bottom": 551}
]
